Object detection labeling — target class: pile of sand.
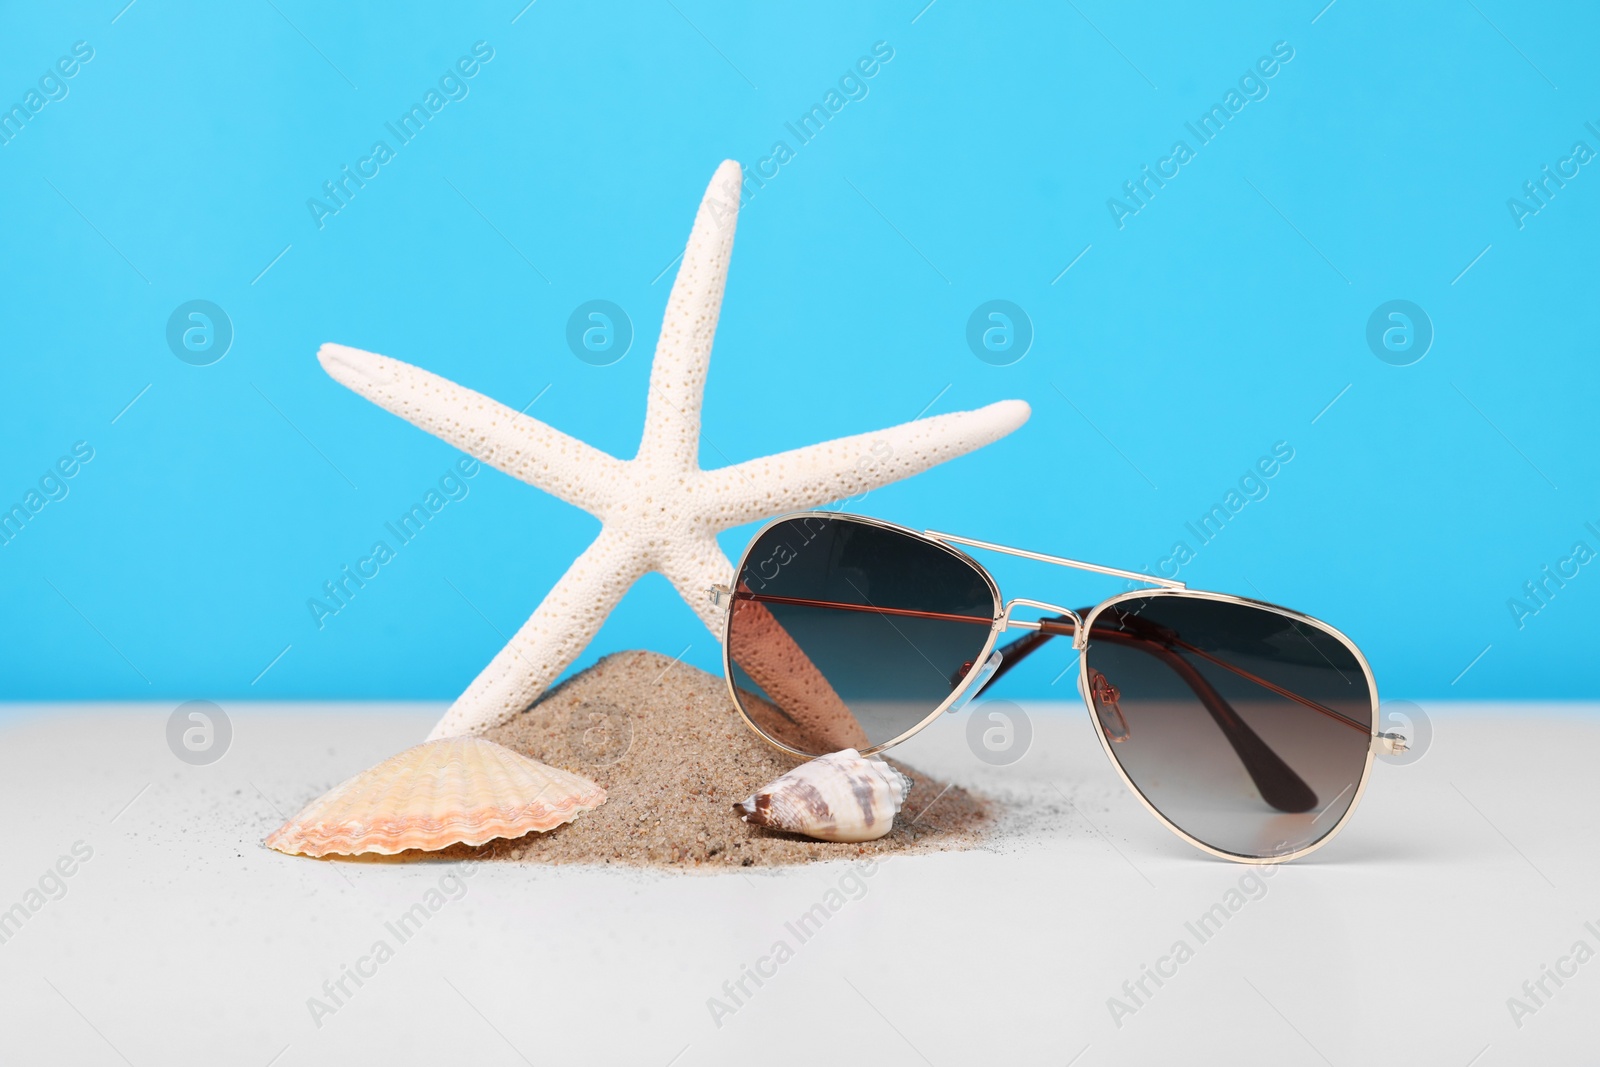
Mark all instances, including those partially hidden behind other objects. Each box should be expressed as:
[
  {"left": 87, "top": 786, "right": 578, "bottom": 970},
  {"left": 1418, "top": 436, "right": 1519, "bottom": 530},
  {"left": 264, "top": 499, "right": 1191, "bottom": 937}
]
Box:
[{"left": 456, "top": 650, "right": 991, "bottom": 869}]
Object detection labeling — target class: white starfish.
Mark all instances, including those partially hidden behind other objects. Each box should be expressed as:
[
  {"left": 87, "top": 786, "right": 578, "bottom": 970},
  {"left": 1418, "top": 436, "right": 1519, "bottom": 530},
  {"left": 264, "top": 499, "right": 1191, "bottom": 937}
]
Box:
[{"left": 318, "top": 160, "right": 1030, "bottom": 740}]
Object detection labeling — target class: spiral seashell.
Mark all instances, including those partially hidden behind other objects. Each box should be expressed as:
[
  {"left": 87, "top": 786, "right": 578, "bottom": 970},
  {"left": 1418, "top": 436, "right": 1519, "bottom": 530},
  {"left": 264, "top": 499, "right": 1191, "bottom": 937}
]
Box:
[
  {"left": 734, "top": 749, "right": 912, "bottom": 843},
  {"left": 266, "top": 737, "right": 605, "bottom": 857}
]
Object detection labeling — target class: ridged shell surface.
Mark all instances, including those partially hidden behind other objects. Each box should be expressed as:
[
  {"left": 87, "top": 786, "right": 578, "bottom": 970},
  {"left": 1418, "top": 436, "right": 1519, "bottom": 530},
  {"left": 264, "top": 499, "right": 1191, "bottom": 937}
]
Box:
[
  {"left": 266, "top": 738, "right": 605, "bottom": 857},
  {"left": 734, "top": 748, "right": 912, "bottom": 843}
]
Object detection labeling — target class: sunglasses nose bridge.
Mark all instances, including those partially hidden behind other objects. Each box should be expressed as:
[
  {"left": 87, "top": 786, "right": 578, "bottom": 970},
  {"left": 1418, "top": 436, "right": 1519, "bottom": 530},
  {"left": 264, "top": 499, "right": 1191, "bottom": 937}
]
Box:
[{"left": 1000, "top": 598, "right": 1087, "bottom": 650}]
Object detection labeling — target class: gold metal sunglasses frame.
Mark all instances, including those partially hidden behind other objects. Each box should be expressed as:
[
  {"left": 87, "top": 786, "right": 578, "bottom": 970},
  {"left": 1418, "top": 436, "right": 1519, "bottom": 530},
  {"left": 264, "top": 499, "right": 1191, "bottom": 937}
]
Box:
[{"left": 712, "top": 511, "right": 1405, "bottom": 865}]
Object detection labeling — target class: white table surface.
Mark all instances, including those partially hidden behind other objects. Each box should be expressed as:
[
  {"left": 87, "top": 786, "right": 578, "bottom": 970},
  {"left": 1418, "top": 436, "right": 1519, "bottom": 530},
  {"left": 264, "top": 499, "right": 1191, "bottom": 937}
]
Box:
[{"left": 1, "top": 701, "right": 1594, "bottom": 1066}]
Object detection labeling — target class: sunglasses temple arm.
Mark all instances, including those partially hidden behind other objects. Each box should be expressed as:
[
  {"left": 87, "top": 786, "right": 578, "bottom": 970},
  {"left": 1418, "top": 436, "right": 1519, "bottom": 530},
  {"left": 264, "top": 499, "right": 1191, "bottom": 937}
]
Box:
[
  {"left": 995, "top": 617, "right": 1319, "bottom": 814},
  {"left": 996, "top": 621, "right": 1364, "bottom": 733},
  {"left": 1162, "top": 636, "right": 1371, "bottom": 734}
]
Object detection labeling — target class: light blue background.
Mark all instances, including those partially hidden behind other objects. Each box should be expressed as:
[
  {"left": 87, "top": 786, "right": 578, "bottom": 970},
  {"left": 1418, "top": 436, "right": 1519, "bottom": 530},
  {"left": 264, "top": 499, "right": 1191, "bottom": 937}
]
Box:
[{"left": 1, "top": 1, "right": 1594, "bottom": 702}]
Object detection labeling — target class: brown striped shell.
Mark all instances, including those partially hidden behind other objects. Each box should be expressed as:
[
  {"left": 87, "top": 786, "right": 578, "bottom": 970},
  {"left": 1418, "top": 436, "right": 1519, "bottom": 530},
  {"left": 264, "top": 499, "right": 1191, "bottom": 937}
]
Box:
[
  {"left": 734, "top": 749, "right": 912, "bottom": 843},
  {"left": 265, "top": 737, "right": 605, "bottom": 857}
]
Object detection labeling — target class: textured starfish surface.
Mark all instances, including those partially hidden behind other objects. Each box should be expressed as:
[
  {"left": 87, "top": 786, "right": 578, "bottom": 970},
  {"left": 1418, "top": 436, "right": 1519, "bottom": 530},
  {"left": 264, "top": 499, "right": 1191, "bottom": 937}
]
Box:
[{"left": 319, "top": 161, "right": 1030, "bottom": 740}]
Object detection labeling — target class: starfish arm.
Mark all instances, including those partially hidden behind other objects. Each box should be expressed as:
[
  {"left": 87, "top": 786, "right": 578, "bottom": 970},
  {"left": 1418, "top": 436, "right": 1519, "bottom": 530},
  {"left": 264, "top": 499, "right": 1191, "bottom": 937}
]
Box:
[
  {"left": 319, "top": 343, "right": 625, "bottom": 515},
  {"left": 724, "top": 600, "right": 872, "bottom": 752},
  {"left": 658, "top": 531, "right": 737, "bottom": 636},
  {"left": 699, "top": 399, "right": 1031, "bottom": 525},
  {"left": 426, "top": 525, "right": 646, "bottom": 739},
  {"left": 661, "top": 533, "right": 870, "bottom": 751},
  {"left": 636, "top": 159, "right": 743, "bottom": 470}
]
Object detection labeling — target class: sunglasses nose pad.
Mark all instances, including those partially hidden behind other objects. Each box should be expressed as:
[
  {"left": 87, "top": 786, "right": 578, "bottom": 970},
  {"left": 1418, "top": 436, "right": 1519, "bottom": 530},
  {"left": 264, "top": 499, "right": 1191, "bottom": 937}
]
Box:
[
  {"left": 946, "top": 650, "right": 1003, "bottom": 714},
  {"left": 1088, "top": 668, "right": 1130, "bottom": 741}
]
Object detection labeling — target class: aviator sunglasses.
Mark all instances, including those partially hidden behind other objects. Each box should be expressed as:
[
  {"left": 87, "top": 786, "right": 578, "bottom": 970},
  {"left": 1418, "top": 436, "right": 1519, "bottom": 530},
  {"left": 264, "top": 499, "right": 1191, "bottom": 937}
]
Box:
[{"left": 710, "top": 513, "right": 1406, "bottom": 864}]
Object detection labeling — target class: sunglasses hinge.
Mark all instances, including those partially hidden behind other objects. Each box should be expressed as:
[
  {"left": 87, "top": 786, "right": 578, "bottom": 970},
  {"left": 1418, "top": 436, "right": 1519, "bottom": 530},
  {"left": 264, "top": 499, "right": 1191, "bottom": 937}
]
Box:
[{"left": 1375, "top": 731, "right": 1409, "bottom": 756}]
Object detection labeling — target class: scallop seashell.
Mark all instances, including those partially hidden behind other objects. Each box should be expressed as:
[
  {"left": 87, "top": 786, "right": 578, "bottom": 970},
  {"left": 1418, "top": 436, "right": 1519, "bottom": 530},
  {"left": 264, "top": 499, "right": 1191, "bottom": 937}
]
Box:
[
  {"left": 265, "top": 737, "right": 605, "bottom": 857},
  {"left": 734, "top": 748, "right": 912, "bottom": 843}
]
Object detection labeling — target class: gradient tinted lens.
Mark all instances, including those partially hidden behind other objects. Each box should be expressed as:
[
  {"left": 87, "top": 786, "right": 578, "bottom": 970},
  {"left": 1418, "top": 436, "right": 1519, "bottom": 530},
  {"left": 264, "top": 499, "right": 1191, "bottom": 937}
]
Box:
[
  {"left": 726, "top": 516, "right": 998, "bottom": 757},
  {"left": 1084, "top": 595, "right": 1373, "bottom": 859}
]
